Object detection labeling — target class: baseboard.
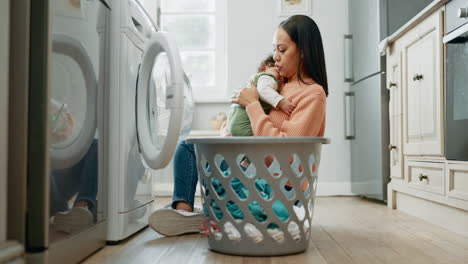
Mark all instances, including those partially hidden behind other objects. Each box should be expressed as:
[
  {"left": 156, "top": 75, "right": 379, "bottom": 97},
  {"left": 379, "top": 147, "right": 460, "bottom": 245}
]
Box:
[
  {"left": 396, "top": 192, "right": 468, "bottom": 237},
  {"left": 316, "top": 182, "right": 355, "bottom": 196},
  {"left": 316, "top": 181, "right": 382, "bottom": 197}
]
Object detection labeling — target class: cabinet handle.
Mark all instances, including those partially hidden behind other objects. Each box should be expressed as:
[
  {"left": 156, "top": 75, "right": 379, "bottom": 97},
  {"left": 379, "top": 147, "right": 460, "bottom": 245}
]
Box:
[
  {"left": 344, "top": 92, "right": 355, "bottom": 140},
  {"left": 458, "top": 7, "right": 468, "bottom": 18},
  {"left": 418, "top": 173, "right": 428, "bottom": 181},
  {"left": 412, "top": 74, "right": 423, "bottom": 81},
  {"left": 388, "top": 144, "right": 397, "bottom": 151},
  {"left": 388, "top": 82, "right": 397, "bottom": 89},
  {"left": 344, "top": 35, "right": 353, "bottom": 82}
]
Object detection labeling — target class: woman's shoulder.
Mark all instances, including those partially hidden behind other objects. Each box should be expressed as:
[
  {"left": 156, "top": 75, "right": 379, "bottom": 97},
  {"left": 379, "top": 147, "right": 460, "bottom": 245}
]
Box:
[{"left": 299, "top": 83, "right": 326, "bottom": 101}]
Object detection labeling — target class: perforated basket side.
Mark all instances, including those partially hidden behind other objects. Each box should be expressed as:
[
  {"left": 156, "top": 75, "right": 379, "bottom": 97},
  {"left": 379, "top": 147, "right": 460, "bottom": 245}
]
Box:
[{"left": 188, "top": 138, "right": 327, "bottom": 256}]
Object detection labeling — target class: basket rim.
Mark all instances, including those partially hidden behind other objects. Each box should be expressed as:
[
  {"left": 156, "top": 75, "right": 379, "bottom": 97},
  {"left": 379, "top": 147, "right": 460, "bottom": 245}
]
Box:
[{"left": 185, "top": 136, "right": 330, "bottom": 144}]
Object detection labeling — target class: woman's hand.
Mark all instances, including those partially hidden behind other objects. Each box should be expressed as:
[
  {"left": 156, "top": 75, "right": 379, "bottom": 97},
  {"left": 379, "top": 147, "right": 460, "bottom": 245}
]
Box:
[
  {"left": 231, "top": 81, "right": 259, "bottom": 107},
  {"left": 219, "top": 120, "right": 231, "bottom": 137},
  {"left": 277, "top": 98, "right": 295, "bottom": 116}
]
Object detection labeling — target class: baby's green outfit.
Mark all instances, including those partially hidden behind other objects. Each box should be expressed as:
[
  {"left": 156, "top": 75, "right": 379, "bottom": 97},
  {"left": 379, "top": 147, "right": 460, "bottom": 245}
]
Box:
[{"left": 228, "top": 72, "right": 282, "bottom": 136}]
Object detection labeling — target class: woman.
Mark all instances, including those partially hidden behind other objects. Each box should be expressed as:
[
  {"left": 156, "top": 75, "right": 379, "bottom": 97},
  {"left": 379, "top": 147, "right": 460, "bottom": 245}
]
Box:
[{"left": 148, "top": 15, "right": 328, "bottom": 237}]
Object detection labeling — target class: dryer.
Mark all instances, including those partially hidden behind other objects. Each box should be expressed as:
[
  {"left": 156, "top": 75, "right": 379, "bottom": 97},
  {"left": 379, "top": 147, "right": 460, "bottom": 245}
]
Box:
[{"left": 106, "top": 0, "right": 193, "bottom": 242}]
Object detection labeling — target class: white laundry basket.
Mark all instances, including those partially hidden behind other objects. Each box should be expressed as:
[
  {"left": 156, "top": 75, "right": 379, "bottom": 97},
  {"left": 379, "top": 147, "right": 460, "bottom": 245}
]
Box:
[{"left": 186, "top": 137, "right": 330, "bottom": 256}]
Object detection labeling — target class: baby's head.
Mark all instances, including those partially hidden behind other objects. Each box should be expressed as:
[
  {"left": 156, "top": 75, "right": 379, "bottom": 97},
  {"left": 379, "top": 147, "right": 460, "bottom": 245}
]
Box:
[
  {"left": 257, "top": 55, "right": 276, "bottom": 73},
  {"left": 258, "top": 54, "right": 280, "bottom": 80}
]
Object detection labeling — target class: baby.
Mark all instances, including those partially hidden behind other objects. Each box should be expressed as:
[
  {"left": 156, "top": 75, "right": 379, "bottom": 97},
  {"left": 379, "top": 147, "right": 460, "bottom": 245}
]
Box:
[
  {"left": 227, "top": 54, "right": 295, "bottom": 136},
  {"left": 49, "top": 98, "right": 75, "bottom": 144}
]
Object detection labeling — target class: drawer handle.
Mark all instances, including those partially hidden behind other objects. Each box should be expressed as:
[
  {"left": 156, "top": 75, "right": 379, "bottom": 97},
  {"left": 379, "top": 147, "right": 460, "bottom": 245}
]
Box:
[
  {"left": 388, "top": 144, "right": 397, "bottom": 151},
  {"left": 418, "top": 173, "right": 428, "bottom": 181},
  {"left": 458, "top": 8, "right": 468, "bottom": 18},
  {"left": 412, "top": 74, "right": 423, "bottom": 81},
  {"left": 388, "top": 82, "right": 397, "bottom": 89}
]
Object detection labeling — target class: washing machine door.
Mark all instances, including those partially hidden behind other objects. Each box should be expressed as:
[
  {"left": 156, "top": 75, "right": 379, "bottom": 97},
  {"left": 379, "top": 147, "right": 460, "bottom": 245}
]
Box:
[
  {"left": 136, "top": 32, "right": 184, "bottom": 170},
  {"left": 49, "top": 34, "right": 97, "bottom": 170}
]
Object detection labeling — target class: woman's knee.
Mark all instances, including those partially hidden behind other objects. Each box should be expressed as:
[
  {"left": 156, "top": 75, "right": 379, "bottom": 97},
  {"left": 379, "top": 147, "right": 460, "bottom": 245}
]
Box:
[{"left": 175, "top": 141, "right": 194, "bottom": 157}]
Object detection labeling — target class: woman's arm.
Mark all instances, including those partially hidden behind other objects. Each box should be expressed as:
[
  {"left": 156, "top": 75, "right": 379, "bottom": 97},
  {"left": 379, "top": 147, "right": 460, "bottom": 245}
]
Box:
[{"left": 246, "top": 92, "right": 325, "bottom": 137}]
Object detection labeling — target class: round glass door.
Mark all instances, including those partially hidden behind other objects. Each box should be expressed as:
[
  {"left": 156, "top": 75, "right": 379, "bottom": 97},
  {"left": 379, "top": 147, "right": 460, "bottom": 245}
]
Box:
[
  {"left": 136, "top": 32, "right": 184, "bottom": 170},
  {"left": 49, "top": 34, "right": 97, "bottom": 170},
  {"left": 50, "top": 55, "right": 87, "bottom": 148}
]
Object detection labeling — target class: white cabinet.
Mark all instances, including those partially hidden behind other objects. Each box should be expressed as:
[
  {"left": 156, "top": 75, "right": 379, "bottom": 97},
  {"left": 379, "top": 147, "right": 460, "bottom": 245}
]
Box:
[
  {"left": 387, "top": 44, "right": 403, "bottom": 179},
  {"left": 402, "top": 11, "right": 444, "bottom": 156},
  {"left": 387, "top": 6, "right": 468, "bottom": 237}
]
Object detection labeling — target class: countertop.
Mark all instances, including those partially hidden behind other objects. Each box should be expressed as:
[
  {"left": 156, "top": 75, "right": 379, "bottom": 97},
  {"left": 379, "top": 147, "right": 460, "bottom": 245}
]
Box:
[{"left": 388, "top": 0, "right": 449, "bottom": 43}]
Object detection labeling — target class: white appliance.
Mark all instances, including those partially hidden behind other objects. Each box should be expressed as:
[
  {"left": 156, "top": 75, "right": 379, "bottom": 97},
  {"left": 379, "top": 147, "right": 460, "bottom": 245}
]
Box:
[
  {"left": 106, "top": 0, "right": 191, "bottom": 242},
  {"left": 345, "top": 0, "right": 433, "bottom": 201},
  {"left": 444, "top": 0, "right": 468, "bottom": 161},
  {"left": 7, "top": 0, "right": 111, "bottom": 263}
]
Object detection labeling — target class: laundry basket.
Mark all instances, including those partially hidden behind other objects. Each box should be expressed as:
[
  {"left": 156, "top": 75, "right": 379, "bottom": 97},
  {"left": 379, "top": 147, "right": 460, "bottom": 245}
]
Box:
[{"left": 186, "top": 137, "right": 330, "bottom": 256}]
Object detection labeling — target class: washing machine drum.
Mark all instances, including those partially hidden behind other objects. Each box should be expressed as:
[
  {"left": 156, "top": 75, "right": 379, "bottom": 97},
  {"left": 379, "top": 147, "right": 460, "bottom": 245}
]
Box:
[{"left": 49, "top": 34, "right": 97, "bottom": 170}]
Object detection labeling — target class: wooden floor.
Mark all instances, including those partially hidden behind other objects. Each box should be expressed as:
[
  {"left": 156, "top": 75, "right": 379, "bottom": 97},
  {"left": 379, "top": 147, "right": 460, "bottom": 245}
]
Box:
[{"left": 83, "top": 197, "right": 468, "bottom": 264}]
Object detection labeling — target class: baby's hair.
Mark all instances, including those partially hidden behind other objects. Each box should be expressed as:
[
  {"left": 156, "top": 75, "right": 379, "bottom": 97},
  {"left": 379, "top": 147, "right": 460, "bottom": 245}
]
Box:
[{"left": 257, "top": 54, "right": 276, "bottom": 72}]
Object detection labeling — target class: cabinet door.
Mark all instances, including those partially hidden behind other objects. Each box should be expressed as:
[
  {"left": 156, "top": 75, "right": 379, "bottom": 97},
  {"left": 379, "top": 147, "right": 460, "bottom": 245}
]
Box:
[
  {"left": 418, "top": 28, "right": 443, "bottom": 155},
  {"left": 405, "top": 36, "right": 421, "bottom": 149},
  {"left": 388, "top": 49, "right": 403, "bottom": 179},
  {"left": 403, "top": 10, "right": 443, "bottom": 156}
]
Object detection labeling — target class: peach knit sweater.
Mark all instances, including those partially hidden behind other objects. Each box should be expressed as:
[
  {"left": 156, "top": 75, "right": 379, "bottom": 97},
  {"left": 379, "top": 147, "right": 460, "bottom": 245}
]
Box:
[{"left": 246, "top": 83, "right": 326, "bottom": 137}]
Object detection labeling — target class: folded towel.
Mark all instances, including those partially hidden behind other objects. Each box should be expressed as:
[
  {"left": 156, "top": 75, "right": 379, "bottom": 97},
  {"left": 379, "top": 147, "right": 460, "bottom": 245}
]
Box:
[{"left": 378, "top": 37, "right": 389, "bottom": 56}]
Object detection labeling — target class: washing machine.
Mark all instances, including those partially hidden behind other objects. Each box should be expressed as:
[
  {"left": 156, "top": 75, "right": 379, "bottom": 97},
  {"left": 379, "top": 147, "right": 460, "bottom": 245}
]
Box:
[
  {"left": 5, "top": 0, "right": 111, "bottom": 263},
  {"left": 106, "top": 0, "right": 193, "bottom": 242}
]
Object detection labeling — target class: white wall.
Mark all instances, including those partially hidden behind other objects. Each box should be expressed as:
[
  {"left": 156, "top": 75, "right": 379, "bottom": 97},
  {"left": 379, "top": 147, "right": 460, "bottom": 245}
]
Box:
[
  {"left": 309, "top": 0, "right": 352, "bottom": 194},
  {"left": 225, "top": 1, "right": 284, "bottom": 95},
  {"left": 0, "top": 0, "right": 10, "bottom": 241}
]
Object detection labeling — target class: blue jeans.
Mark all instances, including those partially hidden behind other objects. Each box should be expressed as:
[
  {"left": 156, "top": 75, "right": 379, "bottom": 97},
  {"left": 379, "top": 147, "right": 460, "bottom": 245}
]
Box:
[
  {"left": 172, "top": 140, "right": 230, "bottom": 210},
  {"left": 172, "top": 141, "right": 198, "bottom": 209},
  {"left": 50, "top": 139, "right": 98, "bottom": 216}
]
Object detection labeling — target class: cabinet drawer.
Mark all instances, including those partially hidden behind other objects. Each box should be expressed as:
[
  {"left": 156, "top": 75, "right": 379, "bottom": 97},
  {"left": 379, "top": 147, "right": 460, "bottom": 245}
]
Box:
[
  {"left": 447, "top": 163, "right": 468, "bottom": 201},
  {"left": 406, "top": 161, "right": 445, "bottom": 195}
]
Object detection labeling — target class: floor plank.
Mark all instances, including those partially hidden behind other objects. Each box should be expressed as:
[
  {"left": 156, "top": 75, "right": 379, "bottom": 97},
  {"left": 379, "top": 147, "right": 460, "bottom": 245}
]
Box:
[{"left": 83, "top": 197, "right": 468, "bottom": 264}]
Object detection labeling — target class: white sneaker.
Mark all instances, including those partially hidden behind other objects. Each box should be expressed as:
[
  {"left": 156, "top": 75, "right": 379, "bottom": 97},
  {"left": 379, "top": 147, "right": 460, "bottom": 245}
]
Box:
[
  {"left": 54, "top": 207, "right": 94, "bottom": 234},
  {"left": 148, "top": 204, "right": 205, "bottom": 237}
]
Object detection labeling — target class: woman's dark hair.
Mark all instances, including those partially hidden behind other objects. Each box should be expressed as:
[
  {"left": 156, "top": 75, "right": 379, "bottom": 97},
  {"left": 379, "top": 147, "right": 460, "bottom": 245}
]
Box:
[
  {"left": 257, "top": 54, "right": 276, "bottom": 72},
  {"left": 279, "top": 15, "right": 328, "bottom": 96}
]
